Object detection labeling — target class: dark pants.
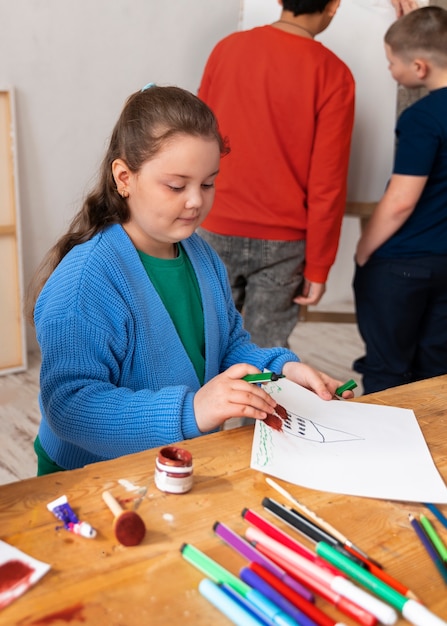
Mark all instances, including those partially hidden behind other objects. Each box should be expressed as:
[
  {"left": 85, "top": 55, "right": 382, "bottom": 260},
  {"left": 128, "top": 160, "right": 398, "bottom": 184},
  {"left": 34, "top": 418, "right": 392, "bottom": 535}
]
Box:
[
  {"left": 353, "top": 255, "right": 447, "bottom": 394},
  {"left": 197, "top": 229, "right": 305, "bottom": 348}
]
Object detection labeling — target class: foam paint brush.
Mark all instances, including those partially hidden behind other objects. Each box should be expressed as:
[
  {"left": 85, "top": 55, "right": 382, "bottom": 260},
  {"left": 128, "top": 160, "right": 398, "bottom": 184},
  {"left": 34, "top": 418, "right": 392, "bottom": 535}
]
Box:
[{"left": 102, "top": 490, "right": 146, "bottom": 546}]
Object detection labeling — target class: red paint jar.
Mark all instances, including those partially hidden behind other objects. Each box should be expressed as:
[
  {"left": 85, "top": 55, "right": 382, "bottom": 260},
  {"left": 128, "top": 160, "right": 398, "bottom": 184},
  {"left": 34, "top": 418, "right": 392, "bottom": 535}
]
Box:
[{"left": 154, "top": 446, "right": 193, "bottom": 494}]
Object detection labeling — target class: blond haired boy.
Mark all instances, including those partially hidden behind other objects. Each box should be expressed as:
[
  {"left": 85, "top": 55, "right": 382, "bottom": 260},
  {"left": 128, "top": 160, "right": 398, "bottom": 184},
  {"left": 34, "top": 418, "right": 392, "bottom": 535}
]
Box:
[{"left": 354, "top": 7, "right": 447, "bottom": 393}]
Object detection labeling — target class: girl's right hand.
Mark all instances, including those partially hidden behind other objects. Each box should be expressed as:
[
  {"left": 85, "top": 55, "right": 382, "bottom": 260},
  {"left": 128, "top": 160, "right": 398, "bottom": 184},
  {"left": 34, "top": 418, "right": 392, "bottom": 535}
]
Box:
[{"left": 193, "top": 363, "right": 277, "bottom": 432}]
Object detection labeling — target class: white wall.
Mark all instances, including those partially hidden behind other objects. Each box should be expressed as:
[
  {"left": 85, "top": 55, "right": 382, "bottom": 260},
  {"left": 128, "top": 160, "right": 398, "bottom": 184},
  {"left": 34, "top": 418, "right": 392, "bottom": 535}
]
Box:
[
  {"left": 1, "top": 0, "right": 402, "bottom": 355},
  {"left": 0, "top": 0, "right": 241, "bottom": 348},
  {"left": 242, "top": 0, "right": 399, "bottom": 307}
]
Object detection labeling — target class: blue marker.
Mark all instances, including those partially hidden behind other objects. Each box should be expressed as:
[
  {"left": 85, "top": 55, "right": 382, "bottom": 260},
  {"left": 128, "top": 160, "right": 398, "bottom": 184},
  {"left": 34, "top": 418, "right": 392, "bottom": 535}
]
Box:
[
  {"left": 220, "top": 583, "right": 277, "bottom": 626},
  {"left": 185, "top": 543, "right": 297, "bottom": 625},
  {"left": 240, "top": 567, "right": 318, "bottom": 626},
  {"left": 199, "top": 578, "right": 267, "bottom": 626},
  {"left": 236, "top": 573, "right": 300, "bottom": 626},
  {"left": 424, "top": 503, "right": 447, "bottom": 530}
]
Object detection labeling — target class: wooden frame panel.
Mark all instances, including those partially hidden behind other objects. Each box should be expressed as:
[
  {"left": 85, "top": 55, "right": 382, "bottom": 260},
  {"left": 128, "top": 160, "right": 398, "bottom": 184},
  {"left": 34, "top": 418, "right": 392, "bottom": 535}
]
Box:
[{"left": 0, "top": 88, "right": 27, "bottom": 374}]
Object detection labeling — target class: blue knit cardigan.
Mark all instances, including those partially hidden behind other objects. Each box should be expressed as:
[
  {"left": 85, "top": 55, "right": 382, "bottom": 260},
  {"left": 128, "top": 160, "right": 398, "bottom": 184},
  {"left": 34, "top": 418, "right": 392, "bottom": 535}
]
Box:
[{"left": 34, "top": 224, "right": 299, "bottom": 469}]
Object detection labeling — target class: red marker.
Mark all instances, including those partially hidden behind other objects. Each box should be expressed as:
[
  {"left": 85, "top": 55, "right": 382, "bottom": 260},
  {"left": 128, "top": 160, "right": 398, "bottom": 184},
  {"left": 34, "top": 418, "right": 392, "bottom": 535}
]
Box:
[
  {"left": 245, "top": 526, "right": 397, "bottom": 625},
  {"left": 250, "top": 552, "right": 377, "bottom": 626},
  {"left": 242, "top": 507, "right": 340, "bottom": 575},
  {"left": 246, "top": 561, "right": 340, "bottom": 626}
]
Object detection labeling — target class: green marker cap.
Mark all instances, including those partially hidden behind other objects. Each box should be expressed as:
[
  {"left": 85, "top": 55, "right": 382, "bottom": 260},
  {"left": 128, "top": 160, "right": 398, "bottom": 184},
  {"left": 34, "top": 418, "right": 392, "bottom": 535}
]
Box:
[
  {"left": 335, "top": 379, "right": 358, "bottom": 396},
  {"left": 181, "top": 543, "right": 249, "bottom": 596}
]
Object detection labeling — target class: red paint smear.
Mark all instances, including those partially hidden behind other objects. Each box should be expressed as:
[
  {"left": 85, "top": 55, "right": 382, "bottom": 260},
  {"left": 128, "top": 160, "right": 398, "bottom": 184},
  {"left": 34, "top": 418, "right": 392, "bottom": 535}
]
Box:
[
  {"left": 0, "top": 559, "right": 35, "bottom": 611},
  {"left": 0, "top": 560, "right": 34, "bottom": 593},
  {"left": 274, "top": 403, "right": 287, "bottom": 420},
  {"left": 118, "top": 497, "right": 134, "bottom": 504},
  {"left": 30, "top": 603, "right": 85, "bottom": 624},
  {"left": 264, "top": 403, "right": 287, "bottom": 432}
]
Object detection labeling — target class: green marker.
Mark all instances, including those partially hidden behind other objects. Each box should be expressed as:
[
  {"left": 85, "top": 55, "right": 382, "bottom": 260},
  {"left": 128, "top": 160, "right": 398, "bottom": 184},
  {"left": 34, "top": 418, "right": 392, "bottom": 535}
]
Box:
[
  {"left": 182, "top": 543, "right": 302, "bottom": 624},
  {"left": 317, "top": 542, "right": 406, "bottom": 610},
  {"left": 180, "top": 543, "right": 249, "bottom": 596},
  {"left": 420, "top": 514, "right": 447, "bottom": 562},
  {"left": 316, "top": 541, "right": 447, "bottom": 626},
  {"left": 335, "top": 378, "right": 357, "bottom": 396},
  {"left": 243, "top": 372, "right": 285, "bottom": 384}
]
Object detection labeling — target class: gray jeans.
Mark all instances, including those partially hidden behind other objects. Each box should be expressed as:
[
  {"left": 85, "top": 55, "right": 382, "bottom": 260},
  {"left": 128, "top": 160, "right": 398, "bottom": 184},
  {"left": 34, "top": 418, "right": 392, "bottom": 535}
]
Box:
[{"left": 197, "top": 228, "right": 305, "bottom": 348}]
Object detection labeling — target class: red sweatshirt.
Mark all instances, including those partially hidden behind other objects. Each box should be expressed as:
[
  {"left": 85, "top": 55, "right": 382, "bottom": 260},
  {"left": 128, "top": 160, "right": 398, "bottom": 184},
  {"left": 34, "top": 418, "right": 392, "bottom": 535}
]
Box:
[{"left": 199, "top": 25, "right": 355, "bottom": 283}]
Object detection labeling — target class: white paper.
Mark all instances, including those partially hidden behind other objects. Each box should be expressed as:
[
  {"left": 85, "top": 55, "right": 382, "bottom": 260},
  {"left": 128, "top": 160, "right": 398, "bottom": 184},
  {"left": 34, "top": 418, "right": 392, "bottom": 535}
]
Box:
[
  {"left": 0, "top": 540, "right": 50, "bottom": 610},
  {"left": 251, "top": 378, "right": 447, "bottom": 503}
]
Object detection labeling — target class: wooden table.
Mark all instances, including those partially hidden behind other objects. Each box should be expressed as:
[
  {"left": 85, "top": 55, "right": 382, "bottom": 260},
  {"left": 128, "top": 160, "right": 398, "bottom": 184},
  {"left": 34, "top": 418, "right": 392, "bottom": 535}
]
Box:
[{"left": 1, "top": 376, "right": 447, "bottom": 625}]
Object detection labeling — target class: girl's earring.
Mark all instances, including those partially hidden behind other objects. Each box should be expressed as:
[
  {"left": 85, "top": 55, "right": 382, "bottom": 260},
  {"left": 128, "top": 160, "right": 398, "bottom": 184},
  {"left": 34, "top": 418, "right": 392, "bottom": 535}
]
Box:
[{"left": 121, "top": 190, "right": 129, "bottom": 199}]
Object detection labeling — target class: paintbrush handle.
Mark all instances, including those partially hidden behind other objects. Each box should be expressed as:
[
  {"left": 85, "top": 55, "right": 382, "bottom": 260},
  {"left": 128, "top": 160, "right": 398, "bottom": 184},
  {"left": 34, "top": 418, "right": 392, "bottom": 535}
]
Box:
[{"left": 102, "top": 490, "right": 123, "bottom": 517}]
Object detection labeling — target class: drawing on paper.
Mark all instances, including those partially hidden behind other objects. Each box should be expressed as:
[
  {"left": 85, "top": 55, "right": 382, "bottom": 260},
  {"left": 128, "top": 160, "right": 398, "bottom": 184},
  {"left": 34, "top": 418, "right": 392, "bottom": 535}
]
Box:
[
  {"left": 257, "top": 405, "right": 364, "bottom": 467},
  {"left": 252, "top": 377, "right": 447, "bottom": 503},
  {"left": 255, "top": 419, "right": 274, "bottom": 468},
  {"left": 262, "top": 381, "right": 364, "bottom": 443},
  {"left": 281, "top": 407, "right": 364, "bottom": 443}
]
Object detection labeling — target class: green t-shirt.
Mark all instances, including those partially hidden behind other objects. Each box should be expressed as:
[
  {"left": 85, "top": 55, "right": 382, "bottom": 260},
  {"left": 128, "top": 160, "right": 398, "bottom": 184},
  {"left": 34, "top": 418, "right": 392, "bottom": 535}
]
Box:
[
  {"left": 35, "top": 243, "right": 206, "bottom": 476},
  {"left": 138, "top": 243, "right": 205, "bottom": 384}
]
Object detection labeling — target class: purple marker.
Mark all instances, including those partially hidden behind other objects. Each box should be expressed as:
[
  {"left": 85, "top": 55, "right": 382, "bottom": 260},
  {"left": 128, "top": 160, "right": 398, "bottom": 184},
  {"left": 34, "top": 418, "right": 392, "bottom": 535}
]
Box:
[
  {"left": 213, "top": 521, "right": 313, "bottom": 603},
  {"left": 240, "top": 566, "right": 319, "bottom": 626}
]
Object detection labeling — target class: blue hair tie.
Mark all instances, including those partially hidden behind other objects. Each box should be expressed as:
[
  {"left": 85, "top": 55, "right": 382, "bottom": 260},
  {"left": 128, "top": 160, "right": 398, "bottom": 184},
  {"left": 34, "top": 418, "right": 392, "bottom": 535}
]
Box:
[{"left": 141, "top": 82, "right": 156, "bottom": 92}]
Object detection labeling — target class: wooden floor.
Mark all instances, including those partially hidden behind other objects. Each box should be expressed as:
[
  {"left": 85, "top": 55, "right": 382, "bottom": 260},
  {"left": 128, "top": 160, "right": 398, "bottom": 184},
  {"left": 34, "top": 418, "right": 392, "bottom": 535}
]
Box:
[{"left": 0, "top": 318, "right": 365, "bottom": 485}]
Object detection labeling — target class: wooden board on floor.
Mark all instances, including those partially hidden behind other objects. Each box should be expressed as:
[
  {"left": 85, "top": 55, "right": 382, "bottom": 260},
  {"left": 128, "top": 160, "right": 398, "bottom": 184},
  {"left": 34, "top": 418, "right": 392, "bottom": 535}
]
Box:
[{"left": 0, "top": 88, "right": 27, "bottom": 375}]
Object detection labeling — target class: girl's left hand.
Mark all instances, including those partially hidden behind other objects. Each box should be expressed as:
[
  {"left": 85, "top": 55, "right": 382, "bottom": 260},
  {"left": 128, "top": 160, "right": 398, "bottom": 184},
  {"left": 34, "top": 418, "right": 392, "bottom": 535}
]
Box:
[{"left": 282, "top": 362, "right": 355, "bottom": 400}]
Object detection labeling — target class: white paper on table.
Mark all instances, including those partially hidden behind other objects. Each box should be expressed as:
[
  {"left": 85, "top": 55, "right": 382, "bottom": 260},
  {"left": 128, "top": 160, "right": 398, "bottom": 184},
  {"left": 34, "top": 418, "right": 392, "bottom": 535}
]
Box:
[
  {"left": 0, "top": 540, "right": 50, "bottom": 610},
  {"left": 251, "top": 377, "right": 447, "bottom": 503}
]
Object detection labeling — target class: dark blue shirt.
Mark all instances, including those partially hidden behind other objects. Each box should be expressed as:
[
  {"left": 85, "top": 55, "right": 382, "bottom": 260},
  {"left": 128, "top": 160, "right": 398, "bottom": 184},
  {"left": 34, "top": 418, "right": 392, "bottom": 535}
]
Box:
[{"left": 376, "top": 87, "right": 447, "bottom": 258}]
